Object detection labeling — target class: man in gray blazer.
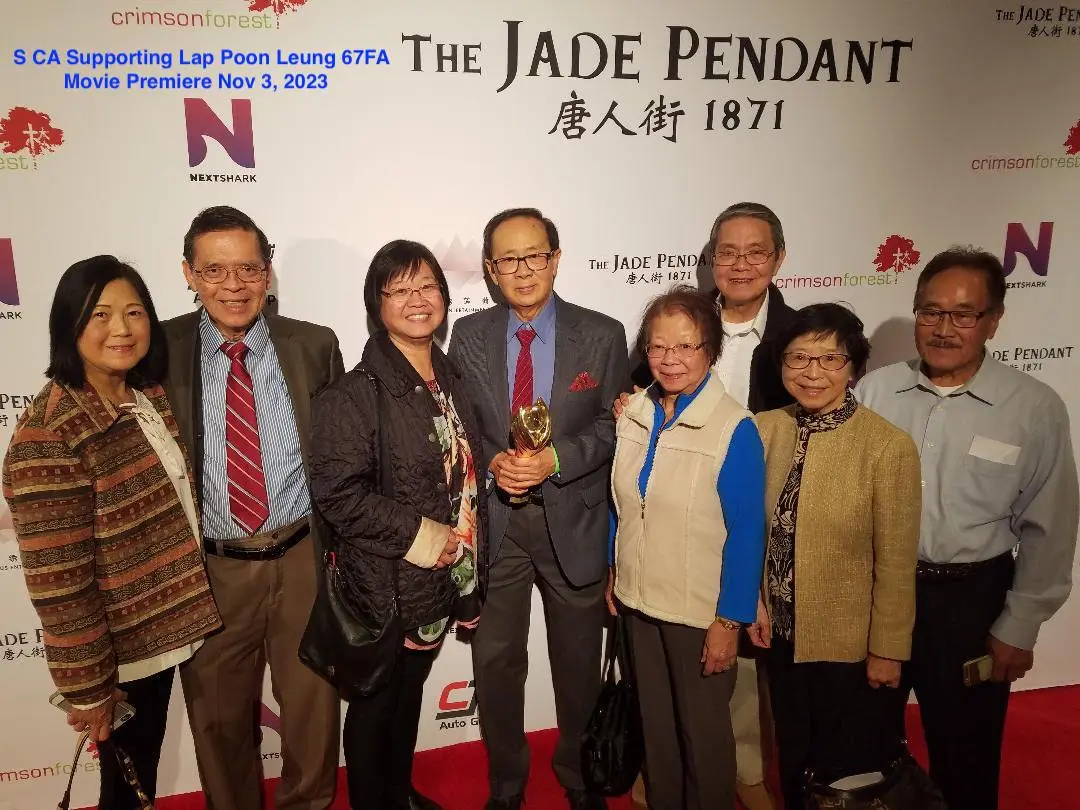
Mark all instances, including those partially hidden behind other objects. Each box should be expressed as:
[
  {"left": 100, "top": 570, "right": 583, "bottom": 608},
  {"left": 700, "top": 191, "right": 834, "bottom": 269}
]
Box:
[
  {"left": 448, "top": 208, "right": 629, "bottom": 810},
  {"left": 164, "top": 206, "right": 343, "bottom": 810}
]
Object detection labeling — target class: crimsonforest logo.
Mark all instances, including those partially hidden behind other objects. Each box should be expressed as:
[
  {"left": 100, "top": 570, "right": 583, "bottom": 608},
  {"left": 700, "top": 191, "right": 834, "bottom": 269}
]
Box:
[
  {"left": 0, "top": 107, "right": 64, "bottom": 170},
  {"left": 110, "top": 0, "right": 308, "bottom": 28},
  {"left": 873, "top": 235, "right": 921, "bottom": 274},
  {"left": 248, "top": 0, "right": 309, "bottom": 27},
  {"left": 971, "top": 117, "right": 1080, "bottom": 171},
  {"left": 184, "top": 98, "right": 256, "bottom": 183}
]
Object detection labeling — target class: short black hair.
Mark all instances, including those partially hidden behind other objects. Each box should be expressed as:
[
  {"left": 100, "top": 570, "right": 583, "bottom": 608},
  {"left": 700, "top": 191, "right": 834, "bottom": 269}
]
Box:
[
  {"left": 707, "top": 201, "right": 786, "bottom": 257},
  {"left": 914, "top": 246, "right": 1007, "bottom": 312},
  {"left": 774, "top": 302, "right": 871, "bottom": 377},
  {"left": 46, "top": 255, "right": 167, "bottom": 388},
  {"left": 182, "top": 205, "right": 273, "bottom": 266},
  {"left": 363, "top": 240, "right": 451, "bottom": 330},
  {"left": 482, "top": 207, "right": 560, "bottom": 261},
  {"left": 635, "top": 284, "right": 724, "bottom": 366}
]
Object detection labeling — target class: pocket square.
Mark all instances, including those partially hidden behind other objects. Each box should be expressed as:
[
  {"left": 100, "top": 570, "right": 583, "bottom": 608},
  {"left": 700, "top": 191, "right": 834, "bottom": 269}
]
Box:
[{"left": 569, "top": 371, "right": 600, "bottom": 392}]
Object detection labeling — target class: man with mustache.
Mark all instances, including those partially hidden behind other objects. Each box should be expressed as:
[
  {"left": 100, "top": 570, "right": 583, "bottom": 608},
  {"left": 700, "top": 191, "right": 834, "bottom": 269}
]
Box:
[{"left": 856, "top": 246, "right": 1078, "bottom": 810}]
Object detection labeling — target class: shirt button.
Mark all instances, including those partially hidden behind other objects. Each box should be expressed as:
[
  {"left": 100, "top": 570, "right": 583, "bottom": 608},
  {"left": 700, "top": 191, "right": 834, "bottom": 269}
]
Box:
[
  {"left": 921, "top": 481, "right": 926, "bottom": 488},
  {"left": 927, "top": 441, "right": 935, "bottom": 448}
]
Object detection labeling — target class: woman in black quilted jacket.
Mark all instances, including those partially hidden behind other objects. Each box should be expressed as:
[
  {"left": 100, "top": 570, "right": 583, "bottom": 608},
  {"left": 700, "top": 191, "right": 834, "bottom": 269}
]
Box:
[{"left": 310, "top": 240, "right": 487, "bottom": 810}]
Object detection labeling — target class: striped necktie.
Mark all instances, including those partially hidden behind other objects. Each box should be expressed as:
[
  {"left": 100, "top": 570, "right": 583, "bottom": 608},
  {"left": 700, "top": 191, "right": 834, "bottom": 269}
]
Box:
[
  {"left": 511, "top": 325, "right": 536, "bottom": 415},
  {"left": 222, "top": 341, "right": 269, "bottom": 535}
]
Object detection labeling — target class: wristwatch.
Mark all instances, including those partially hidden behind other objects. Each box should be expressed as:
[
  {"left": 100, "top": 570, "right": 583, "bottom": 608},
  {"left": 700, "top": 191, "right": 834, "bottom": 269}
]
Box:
[{"left": 714, "top": 616, "right": 742, "bottom": 631}]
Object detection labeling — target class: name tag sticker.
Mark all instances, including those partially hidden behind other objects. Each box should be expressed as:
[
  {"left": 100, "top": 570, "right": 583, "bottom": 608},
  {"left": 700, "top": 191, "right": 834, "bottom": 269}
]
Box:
[{"left": 968, "top": 435, "right": 1021, "bottom": 466}]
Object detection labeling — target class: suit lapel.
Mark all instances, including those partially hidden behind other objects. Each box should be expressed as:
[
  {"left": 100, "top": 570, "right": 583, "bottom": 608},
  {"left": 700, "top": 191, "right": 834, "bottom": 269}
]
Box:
[
  {"left": 170, "top": 317, "right": 198, "bottom": 459},
  {"left": 549, "top": 295, "right": 579, "bottom": 425},
  {"left": 487, "top": 308, "right": 511, "bottom": 440},
  {"left": 267, "top": 316, "right": 314, "bottom": 467}
]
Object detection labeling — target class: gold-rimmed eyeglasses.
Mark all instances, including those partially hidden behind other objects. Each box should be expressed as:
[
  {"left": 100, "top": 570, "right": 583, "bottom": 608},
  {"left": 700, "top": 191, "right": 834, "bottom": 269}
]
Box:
[
  {"left": 194, "top": 264, "right": 268, "bottom": 284},
  {"left": 380, "top": 282, "right": 443, "bottom": 305},
  {"left": 646, "top": 342, "right": 706, "bottom": 360}
]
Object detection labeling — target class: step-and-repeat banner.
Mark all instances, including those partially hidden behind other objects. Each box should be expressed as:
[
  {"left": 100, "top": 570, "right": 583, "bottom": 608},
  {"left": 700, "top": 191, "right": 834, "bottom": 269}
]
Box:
[{"left": 2, "top": 1, "right": 1078, "bottom": 805}]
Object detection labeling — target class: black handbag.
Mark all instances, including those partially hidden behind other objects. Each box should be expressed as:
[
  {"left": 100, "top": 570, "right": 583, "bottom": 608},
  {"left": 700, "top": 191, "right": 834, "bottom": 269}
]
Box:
[
  {"left": 299, "top": 368, "right": 404, "bottom": 698},
  {"left": 805, "top": 749, "right": 948, "bottom": 810},
  {"left": 58, "top": 732, "right": 153, "bottom": 810},
  {"left": 581, "top": 616, "right": 644, "bottom": 796}
]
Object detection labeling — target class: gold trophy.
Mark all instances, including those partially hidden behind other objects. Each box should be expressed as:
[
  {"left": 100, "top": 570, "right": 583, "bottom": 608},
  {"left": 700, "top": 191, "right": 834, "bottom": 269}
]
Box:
[{"left": 509, "top": 397, "right": 553, "bottom": 505}]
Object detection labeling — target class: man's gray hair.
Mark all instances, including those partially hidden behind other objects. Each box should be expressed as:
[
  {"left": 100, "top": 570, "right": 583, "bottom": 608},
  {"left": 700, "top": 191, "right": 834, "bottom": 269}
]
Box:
[{"left": 707, "top": 201, "right": 786, "bottom": 254}]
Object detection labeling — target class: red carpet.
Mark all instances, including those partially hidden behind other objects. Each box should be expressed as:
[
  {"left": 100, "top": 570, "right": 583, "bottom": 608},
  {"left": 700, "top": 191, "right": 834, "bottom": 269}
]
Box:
[{"left": 129, "top": 686, "right": 1080, "bottom": 809}]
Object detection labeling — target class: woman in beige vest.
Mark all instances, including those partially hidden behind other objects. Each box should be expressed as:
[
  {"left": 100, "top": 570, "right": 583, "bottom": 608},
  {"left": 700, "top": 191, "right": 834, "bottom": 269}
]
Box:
[
  {"left": 749, "top": 303, "right": 921, "bottom": 809},
  {"left": 606, "top": 286, "right": 767, "bottom": 810}
]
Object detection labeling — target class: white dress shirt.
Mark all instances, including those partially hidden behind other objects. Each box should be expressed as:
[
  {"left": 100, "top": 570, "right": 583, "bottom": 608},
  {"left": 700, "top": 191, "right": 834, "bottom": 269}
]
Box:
[{"left": 713, "top": 294, "right": 770, "bottom": 409}]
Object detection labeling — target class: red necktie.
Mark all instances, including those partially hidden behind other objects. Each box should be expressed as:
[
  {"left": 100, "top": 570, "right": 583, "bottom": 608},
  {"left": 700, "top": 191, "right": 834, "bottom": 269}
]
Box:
[
  {"left": 511, "top": 325, "right": 536, "bottom": 415},
  {"left": 222, "top": 341, "right": 269, "bottom": 535}
]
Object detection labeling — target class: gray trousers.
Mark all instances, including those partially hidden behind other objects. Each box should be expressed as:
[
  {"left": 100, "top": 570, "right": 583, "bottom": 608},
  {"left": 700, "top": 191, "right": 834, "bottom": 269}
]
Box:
[
  {"left": 628, "top": 612, "right": 738, "bottom": 810},
  {"left": 472, "top": 503, "right": 606, "bottom": 798}
]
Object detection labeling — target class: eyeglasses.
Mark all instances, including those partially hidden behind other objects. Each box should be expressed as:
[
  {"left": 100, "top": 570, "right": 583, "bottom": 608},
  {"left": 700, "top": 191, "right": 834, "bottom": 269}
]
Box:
[
  {"left": 914, "top": 308, "right": 990, "bottom": 329},
  {"left": 195, "top": 264, "right": 268, "bottom": 284},
  {"left": 646, "top": 342, "right": 706, "bottom": 360},
  {"left": 380, "top": 282, "right": 443, "bottom": 305},
  {"left": 490, "top": 252, "right": 555, "bottom": 275},
  {"left": 712, "top": 249, "right": 774, "bottom": 267},
  {"left": 782, "top": 352, "right": 851, "bottom": 371}
]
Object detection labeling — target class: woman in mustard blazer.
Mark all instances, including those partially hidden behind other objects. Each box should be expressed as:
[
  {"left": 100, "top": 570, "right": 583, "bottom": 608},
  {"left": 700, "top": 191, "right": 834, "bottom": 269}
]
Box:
[{"left": 749, "top": 303, "right": 921, "bottom": 810}]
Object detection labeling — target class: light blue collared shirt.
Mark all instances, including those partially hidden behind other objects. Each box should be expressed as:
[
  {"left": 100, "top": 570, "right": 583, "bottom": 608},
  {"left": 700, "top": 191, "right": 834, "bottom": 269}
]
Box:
[
  {"left": 506, "top": 294, "right": 557, "bottom": 411},
  {"left": 199, "top": 311, "right": 311, "bottom": 539}
]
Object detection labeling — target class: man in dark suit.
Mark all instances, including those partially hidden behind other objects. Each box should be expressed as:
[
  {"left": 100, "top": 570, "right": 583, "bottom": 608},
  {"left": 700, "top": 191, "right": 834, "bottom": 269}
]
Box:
[
  {"left": 164, "top": 206, "right": 343, "bottom": 810},
  {"left": 448, "top": 208, "right": 629, "bottom": 810},
  {"left": 622, "top": 202, "right": 795, "bottom": 810}
]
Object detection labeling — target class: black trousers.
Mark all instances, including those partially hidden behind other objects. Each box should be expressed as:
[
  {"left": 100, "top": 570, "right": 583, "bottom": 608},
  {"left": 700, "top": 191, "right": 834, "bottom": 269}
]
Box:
[
  {"left": 900, "top": 554, "right": 1014, "bottom": 810},
  {"left": 98, "top": 666, "right": 176, "bottom": 810},
  {"left": 766, "top": 637, "right": 906, "bottom": 810},
  {"left": 472, "top": 503, "right": 606, "bottom": 798},
  {"left": 343, "top": 647, "right": 436, "bottom": 810}
]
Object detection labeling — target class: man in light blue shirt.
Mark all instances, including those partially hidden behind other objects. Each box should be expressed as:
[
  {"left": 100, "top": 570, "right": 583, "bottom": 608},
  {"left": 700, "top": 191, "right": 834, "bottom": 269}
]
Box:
[{"left": 856, "top": 246, "right": 1078, "bottom": 810}]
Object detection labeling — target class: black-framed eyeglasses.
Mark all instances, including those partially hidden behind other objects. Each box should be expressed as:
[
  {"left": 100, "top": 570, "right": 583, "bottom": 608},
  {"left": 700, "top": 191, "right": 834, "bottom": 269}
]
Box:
[
  {"left": 782, "top": 351, "right": 851, "bottom": 371},
  {"left": 380, "top": 282, "right": 443, "bottom": 305},
  {"left": 646, "top": 342, "right": 706, "bottom": 360},
  {"left": 712, "top": 249, "right": 774, "bottom": 267},
  {"left": 195, "top": 263, "right": 268, "bottom": 284},
  {"left": 914, "top": 308, "right": 990, "bottom": 329},
  {"left": 491, "top": 251, "right": 555, "bottom": 275}
]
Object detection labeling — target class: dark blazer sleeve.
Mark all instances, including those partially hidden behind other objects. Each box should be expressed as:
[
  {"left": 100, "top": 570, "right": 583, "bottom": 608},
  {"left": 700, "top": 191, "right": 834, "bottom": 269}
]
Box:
[
  {"left": 309, "top": 373, "right": 450, "bottom": 567},
  {"left": 446, "top": 319, "right": 497, "bottom": 475},
  {"left": 555, "top": 318, "right": 629, "bottom": 484}
]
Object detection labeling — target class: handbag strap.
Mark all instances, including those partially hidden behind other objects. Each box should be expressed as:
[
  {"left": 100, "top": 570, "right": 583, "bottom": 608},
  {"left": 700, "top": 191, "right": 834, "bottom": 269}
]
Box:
[
  {"left": 602, "top": 617, "right": 635, "bottom": 686},
  {"left": 58, "top": 732, "right": 153, "bottom": 810},
  {"left": 359, "top": 365, "right": 399, "bottom": 603}
]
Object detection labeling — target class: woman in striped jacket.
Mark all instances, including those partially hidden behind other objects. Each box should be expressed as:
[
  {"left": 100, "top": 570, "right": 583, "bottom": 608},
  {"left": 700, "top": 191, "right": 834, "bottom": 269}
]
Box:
[{"left": 3, "top": 256, "right": 221, "bottom": 809}]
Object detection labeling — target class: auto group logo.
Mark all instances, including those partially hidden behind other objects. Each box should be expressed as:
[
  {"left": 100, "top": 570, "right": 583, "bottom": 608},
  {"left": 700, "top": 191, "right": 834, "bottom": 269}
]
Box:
[
  {"left": 433, "top": 237, "right": 493, "bottom": 320},
  {"left": 873, "top": 234, "right": 921, "bottom": 275},
  {"left": 435, "top": 680, "right": 479, "bottom": 729},
  {"left": 971, "top": 116, "right": 1080, "bottom": 172},
  {"left": 0, "top": 107, "right": 64, "bottom": 171},
  {"left": 185, "top": 97, "right": 256, "bottom": 183}
]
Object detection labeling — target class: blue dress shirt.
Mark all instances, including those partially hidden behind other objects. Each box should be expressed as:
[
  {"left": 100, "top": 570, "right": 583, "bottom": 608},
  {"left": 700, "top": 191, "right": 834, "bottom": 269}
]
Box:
[{"left": 199, "top": 311, "right": 311, "bottom": 539}]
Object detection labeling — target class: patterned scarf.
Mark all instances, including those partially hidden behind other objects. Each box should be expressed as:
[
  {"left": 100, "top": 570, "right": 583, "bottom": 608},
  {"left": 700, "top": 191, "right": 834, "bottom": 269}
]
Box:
[
  {"left": 404, "top": 379, "right": 481, "bottom": 650},
  {"left": 766, "top": 390, "right": 858, "bottom": 641}
]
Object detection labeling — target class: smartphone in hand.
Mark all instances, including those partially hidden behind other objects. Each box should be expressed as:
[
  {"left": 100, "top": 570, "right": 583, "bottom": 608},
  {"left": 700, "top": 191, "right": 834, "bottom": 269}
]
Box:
[
  {"left": 49, "top": 691, "right": 136, "bottom": 730},
  {"left": 962, "top": 654, "right": 994, "bottom": 687}
]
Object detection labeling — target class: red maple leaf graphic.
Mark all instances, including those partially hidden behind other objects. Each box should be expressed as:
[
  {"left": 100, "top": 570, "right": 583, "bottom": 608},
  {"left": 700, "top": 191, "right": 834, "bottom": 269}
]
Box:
[
  {"left": 0, "top": 107, "right": 64, "bottom": 169},
  {"left": 1065, "top": 119, "right": 1080, "bottom": 155},
  {"left": 248, "top": 0, "right": 308, "bottom": 26},
  {"left": 873, "top": 235, "right": 921, "bottom": 274}
]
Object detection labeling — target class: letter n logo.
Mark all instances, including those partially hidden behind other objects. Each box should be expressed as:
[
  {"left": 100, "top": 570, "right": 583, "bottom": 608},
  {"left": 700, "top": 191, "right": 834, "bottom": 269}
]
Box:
[
  {"left": 0, "top": 239, "right": 18, "bottom": 306},
  {"left": 1003, "top": 222, "right": 1053, "bottom": 277},
  {"left": 184, "top": 98, "right": 255, "bottom": 168}
]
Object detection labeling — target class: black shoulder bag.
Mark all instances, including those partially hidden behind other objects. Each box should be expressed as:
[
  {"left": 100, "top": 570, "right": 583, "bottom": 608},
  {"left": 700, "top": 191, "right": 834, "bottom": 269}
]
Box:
[
  {"left": 581, "top": 615, "right": 644, "bottom": 796},
  {"left": 58, "top": 731, "right": 152, "bottom": 810},
  {"left": 299, "top": 367, "right": 404, "bottom": 698},
  {"left": 805, "top": 746, "right": 948, "bottom": 809}
]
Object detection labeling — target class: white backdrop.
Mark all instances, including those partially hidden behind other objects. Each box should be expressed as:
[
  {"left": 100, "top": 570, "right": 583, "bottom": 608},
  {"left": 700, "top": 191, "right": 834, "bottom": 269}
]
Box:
[{"left": 2, "top": 1, "right": 1079, "bottom": 806}]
